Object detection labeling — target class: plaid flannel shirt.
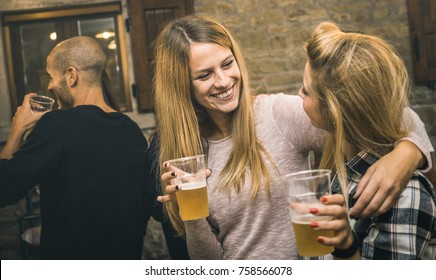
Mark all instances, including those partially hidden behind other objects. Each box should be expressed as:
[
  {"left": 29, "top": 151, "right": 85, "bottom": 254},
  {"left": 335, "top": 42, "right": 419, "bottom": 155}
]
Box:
[{"left": 331, "top": 151, "right": 436, "bottom": 259}]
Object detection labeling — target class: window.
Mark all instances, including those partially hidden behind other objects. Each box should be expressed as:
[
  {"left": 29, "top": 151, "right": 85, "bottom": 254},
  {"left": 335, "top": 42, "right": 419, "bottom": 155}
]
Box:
[{"left": 2, "top": 2, "right": 132, "bottom": 112}]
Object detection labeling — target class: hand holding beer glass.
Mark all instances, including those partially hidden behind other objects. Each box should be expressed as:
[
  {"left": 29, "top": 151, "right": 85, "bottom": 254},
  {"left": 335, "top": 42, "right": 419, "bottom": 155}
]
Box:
[
  {"left": 281, "top": 169, "right": 334, "bottom": 257},
  {"left": 168, "top": 155, "right": 209, "bottom": 221},
  {"left": 22, "top": 94, "right": 55, "bottom": 141}
]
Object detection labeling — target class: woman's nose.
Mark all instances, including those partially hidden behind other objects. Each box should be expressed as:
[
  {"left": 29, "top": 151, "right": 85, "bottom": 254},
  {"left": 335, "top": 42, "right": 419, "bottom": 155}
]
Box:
[{"left": 213, "top": 70, "right": 229, "bottom": 88}]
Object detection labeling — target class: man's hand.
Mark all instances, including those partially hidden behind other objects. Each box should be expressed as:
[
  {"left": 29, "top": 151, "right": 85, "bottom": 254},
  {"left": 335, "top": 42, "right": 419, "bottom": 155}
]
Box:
[{"left": 0, "top": 93, "right": 47, "bottom": 159}]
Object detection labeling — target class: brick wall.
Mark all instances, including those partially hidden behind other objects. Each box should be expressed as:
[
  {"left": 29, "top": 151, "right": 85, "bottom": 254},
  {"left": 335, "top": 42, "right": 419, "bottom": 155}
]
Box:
[{"left": 195, "top": 0, "right": 435, "bottom": 146}]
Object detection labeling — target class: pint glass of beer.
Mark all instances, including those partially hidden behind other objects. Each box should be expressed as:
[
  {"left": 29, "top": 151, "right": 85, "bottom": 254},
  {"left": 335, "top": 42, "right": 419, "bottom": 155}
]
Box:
[
  {"left": 281, "top": 169, "right": 334, "bottom": 257},
  {"left": 168, "top": 155, "right": 208, "bottom": 221}
]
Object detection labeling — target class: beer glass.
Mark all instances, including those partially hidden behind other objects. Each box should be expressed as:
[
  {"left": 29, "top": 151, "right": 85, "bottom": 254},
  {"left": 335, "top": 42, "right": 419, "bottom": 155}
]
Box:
[
  {"left": 168, "top": 155, "right": 208, "bottom": 221},
  {"left": 281, "top": 169, "right": 334, "bottom": 257},
  {"left": 30, "top": 95, "right": 55, "bottom": 112},
  {"left": 23, "top": 95, "right": 55, "bottom": 140}
]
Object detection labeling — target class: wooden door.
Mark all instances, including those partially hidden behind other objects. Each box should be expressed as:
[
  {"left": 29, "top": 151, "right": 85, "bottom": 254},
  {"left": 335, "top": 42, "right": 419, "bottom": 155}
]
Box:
[
  {"left": 407, "top": 0, "right": 436, "bottom": 85},
  {"left": 127, "top": 0, "right": 193, "bottom": 111}
]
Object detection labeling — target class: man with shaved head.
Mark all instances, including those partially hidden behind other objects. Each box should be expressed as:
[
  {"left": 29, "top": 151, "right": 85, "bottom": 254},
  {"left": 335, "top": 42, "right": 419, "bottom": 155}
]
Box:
[{"left": 0, "top": 36, "right": 151, "bottom": 259}]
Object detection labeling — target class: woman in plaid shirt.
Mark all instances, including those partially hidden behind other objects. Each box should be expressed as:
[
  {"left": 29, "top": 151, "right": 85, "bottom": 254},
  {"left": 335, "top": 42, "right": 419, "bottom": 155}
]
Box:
[{"left": 299, "top": 21, "right": 436, "bottom": 259}]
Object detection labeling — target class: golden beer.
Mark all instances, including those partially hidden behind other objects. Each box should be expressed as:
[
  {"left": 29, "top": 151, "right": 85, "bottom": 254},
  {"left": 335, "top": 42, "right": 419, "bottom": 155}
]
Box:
[
  {"left": 292, "top": 216, "right": 334, "bottom": 257},
  {"left": 176, "top": 184, "right": 208, "bottom": 221}
]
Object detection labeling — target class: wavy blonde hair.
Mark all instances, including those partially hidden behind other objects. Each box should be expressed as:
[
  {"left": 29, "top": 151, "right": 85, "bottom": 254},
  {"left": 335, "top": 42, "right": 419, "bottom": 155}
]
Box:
[
  {"left": 154, "top": 15, "right": 271, "bottom": 235},
  {"left": 305, "top": 22, "right": 410, "bottom": 197}
]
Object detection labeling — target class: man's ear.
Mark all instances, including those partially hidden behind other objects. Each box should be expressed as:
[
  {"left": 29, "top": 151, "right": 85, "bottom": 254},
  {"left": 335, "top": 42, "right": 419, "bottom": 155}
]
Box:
[{"left": 65, "top": 66, "right": 78, "bottom": 87}]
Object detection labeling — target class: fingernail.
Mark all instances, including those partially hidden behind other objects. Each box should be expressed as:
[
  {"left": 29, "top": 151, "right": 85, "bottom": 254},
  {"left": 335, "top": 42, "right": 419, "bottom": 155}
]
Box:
[
  {"left": 207, "top": 168, "right": 212, "bottom": 174},
  {"left": 310, "top": 222, "right": 318, "bottom": 228},
  {"left": 164, "top": 162, "right": 168, "bottom": 168},
  {"left": 321, "top": 196, "right": 328, "bottom": 203},
  {"left": 317, "top": 237, "right": 324, "bottom": 243},
  {"left": 175, "top": 185, "right": 179, "bottom": 190},
  {"left": 310, "top": 208, "right": 318, "bottom": 214},
  {"left": 171, "top": 171, "right": 176, "bottom": 177}
]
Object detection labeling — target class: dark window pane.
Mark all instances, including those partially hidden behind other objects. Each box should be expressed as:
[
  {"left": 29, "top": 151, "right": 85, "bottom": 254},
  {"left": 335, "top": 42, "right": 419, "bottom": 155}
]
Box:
[
  {"left": 78, "top": 17, "right": 126, "bottom": 110},
  {"left": 20, "top": 22, "right": 57, "bottom": 96}
]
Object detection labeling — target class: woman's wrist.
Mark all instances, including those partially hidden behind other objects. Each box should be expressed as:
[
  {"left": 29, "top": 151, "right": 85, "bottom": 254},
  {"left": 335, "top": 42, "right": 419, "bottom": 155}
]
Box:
[
  {"left": 396, "top": 140, "right": 424, "bottom": 169},
  {"left": 331, "top": 232, "right": 360, "bottom": 259}
]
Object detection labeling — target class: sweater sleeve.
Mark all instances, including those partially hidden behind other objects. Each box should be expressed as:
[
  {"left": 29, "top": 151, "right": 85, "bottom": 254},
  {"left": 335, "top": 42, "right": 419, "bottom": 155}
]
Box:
[
  {"left": 184, "top": 219, "right": 223, "bottom": 259},
  {"left": 0, "top": 114, "right": 63, "bottom": 207},
  {"left": 271, "top": 93, "right": 326, "bottom": 153},
  {"left": 400, "top": 107, "right": 434, "bottom": 172}
]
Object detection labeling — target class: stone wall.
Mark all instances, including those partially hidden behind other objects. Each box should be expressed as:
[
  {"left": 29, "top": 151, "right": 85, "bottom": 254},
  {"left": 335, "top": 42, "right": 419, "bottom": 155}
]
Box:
[{"left": 0, "top": 0, "right": 435, "bottom": 260}]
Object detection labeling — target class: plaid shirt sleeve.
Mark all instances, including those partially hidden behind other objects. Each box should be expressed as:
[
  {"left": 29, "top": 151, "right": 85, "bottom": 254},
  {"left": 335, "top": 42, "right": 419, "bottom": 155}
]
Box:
[
  {"left": 360, "top": 175, "right": 436, "bottom": 259},
  {"left": 344, "top": 152, "right": 436, "bottom": 260}
]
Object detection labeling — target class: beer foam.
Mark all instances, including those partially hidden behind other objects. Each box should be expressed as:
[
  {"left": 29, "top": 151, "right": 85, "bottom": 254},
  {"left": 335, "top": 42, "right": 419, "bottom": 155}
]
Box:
[
  {"left": 292, "top": 214, "right": 333, "bottom": 223},
  {"left": 179, "top": 182, "right": 206, "bottom": 190}
]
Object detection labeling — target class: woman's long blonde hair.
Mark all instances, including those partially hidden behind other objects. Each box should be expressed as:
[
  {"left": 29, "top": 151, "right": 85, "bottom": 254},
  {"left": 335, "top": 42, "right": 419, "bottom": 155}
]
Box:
[
  {"left": 305, "top": 22, "right": 410, "bottom": 197},
  {"left": 154, "top": 14, "right": 270, "bottom": 235}
]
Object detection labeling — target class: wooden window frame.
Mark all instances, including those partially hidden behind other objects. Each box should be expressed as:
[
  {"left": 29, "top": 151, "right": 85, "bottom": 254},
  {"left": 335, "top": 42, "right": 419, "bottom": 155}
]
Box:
[
  {"left": 2, "top": 2, "right": 132, "bottom": 113},
  {"left": 127, "top": 0, "right": 194, "bottom": 111}
]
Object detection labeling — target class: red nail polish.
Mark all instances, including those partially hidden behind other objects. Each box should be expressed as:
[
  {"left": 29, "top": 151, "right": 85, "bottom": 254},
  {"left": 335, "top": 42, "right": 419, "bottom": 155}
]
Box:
[
  {"left": 310, "top": 208, "right": 318, "bottom": 214},
  {"left": 310, "top": 222, "right": 318, "bottom": 228},
  {"left": 321, "top": 196, "right": 328, "bottom": 203},
  {"left": 317, "top": 237, "right": 324, "bottom": 243}
]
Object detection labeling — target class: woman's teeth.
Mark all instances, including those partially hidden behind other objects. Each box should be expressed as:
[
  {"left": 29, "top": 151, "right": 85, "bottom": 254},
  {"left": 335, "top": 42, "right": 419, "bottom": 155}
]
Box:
[{"left": 214, "top": 89, "right": 232, "bottom": 98}]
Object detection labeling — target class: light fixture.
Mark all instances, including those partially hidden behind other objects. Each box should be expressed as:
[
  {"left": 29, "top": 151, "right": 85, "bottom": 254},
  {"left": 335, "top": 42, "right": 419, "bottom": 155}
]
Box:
[
  {"left": 49, "top": 32, "right": 57, "bottom": 40},
  {"left": 95, "top": 31, "right": 115, "bottom": 39}
]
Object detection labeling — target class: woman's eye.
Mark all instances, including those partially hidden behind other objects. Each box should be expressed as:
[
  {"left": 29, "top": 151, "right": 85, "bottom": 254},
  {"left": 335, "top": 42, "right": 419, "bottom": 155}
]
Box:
[
  {"left": 197, "top": 73, "right": 211, "bottom": 80},
  {"left": 222, "top": 60, "right": 233, "bottom": 69}
]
